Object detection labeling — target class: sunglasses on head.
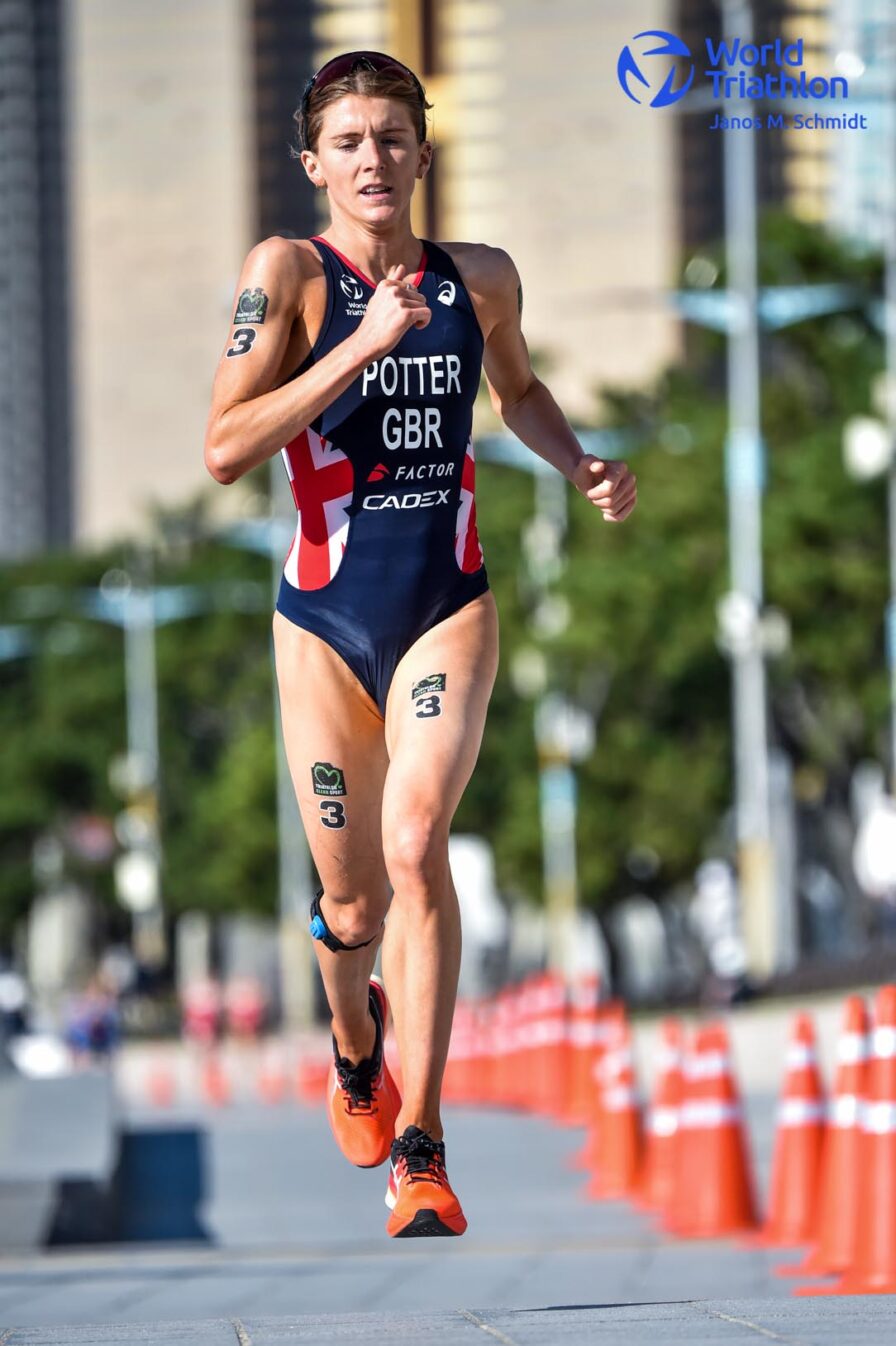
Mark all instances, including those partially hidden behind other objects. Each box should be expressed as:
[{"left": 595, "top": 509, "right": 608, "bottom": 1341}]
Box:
[{"left": 298, "top": 50, "right": 427, "bottom": 150}]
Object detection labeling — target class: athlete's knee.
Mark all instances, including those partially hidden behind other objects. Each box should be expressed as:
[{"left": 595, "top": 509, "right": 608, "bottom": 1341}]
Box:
[
  {"left": 310, "top": 887, "right": 388, "bottom": 951},
  {"left": 383, "top": 814, "right": 449, "bottom": 896}
]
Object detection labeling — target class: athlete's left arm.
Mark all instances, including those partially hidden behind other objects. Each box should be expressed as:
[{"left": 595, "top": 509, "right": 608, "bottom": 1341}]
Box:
[{"left": 466, "top": 246, "right": 637, "bottom": 523}]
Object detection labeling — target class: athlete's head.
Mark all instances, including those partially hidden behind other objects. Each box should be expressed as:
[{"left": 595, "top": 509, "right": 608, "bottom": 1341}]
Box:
[{"left": 294, "top": 52, "right": 432, "bottom": 222}]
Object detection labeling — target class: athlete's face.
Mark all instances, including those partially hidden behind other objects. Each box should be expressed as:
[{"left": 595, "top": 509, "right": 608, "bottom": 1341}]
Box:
[{"left": 302, "top": 95, "right": 431, "bottom": 224}]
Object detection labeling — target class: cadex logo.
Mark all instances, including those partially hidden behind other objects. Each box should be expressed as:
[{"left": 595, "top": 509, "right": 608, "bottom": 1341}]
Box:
[{"left": 617, "top": 30, "right": 694, "bottom": 108}]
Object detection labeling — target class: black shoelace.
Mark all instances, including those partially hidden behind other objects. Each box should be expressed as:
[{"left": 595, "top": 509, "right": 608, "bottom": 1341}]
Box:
[
  {"left": 333, "top": 991, "right": 383, "bottom": 1112},
  {"left": 335, "top": 1053, "right": 380, "bottom": 1111},
  {"left": 393, "top": 1129, "right": 446, "bottom": 1183}
]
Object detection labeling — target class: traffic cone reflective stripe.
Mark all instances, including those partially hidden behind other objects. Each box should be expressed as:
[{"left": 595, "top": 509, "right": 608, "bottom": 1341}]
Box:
[
  {"left": 798, "top": 985, "right": 896, "bottom": 1296},
  {"left": 665, "top": 1023, "right": 757, "bottom": 1238},
  {"left": 788, "top": 995, "right": 868, "bottom": 1284},
  {"left": 637, "top": 1018, "right": 684, "bottom": 1216},
  {"left": 754, "top": 1013, "right": 825, "bottom": 1248},
  {"left": 584, "top": 1007, "right": 642, "bottom": 1200}
]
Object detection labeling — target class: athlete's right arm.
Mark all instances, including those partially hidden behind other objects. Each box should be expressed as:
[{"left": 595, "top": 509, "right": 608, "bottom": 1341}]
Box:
[{"left": 204, "top": 240, "right": 429, "bottom": 485}]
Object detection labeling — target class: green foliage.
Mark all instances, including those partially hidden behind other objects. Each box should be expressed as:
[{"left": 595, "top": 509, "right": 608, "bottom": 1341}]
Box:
[{"left": 0, "top": 212, "right": 889, "bottom": 942}]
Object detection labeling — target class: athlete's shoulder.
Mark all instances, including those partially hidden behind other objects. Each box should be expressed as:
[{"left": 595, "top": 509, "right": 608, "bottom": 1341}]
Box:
[
  {"left": 438, "top": 241, "right": 517, "bottom": 292},
  {"left": 243, "top": 234, "right": 324, "bottom": 283},
  {"left": 437, "top": 242, "right": 520, "bottom": 334}
]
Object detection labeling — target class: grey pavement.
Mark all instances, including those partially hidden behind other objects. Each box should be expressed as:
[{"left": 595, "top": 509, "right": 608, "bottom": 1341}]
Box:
[{"left": 0, "top": 1097, "right": 893, "bottom": 1342}]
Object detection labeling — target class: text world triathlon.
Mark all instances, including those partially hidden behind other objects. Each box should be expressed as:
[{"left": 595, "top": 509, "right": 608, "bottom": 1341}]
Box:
[{"left": 704, "top": 37, "right": 847, "bottom": 99}]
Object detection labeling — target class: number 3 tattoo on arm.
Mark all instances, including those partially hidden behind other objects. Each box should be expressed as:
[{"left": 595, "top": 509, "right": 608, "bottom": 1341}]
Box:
[{"left": 226, "top": 327, "right": 257, "bottom": 358}]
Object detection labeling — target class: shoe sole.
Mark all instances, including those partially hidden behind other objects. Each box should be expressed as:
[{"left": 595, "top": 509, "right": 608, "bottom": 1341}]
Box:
[{"left": 390, "top": 1208, "right": 467, "bottom": 1238}]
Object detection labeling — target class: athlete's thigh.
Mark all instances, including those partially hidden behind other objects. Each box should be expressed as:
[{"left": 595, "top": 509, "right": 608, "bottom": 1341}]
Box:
[
  {"left": 381, "top": 591, "right": 499, "bottom": 830},
  {"left": 272, "top": 610, "right": 390, "bottom": 897}
]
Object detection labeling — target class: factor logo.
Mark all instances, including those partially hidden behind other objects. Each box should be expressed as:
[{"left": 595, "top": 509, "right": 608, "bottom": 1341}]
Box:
[
  {"left": 437, "top": 280, "right": 456, "bottom": 307},
  {"left": 617, "top": 30, "right": 694, "bottom": 108},
  {"left": 366, "top": 462, "right": 390, "bottom": 482},
  {"left": 312, "top": 761, "right": 347, "bottom": 796},
  {"left": 340, "top": 273, "right": 365, "bottom": 302}
]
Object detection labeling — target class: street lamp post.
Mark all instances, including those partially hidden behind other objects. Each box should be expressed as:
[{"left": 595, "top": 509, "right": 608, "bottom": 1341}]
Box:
[
  {"left": 884, "top": 61, "right": 896, "bottom": 794},
  {"left": 719, "top": 0, "right": 775, "bottom": 979}
]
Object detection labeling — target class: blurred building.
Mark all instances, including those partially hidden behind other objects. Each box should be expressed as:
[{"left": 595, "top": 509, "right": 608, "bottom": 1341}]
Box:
[
  {"left": 0, "top": 0, "right": 73, "bottom": 558},
  {"left": 827, "top": 0, "right": 895, "bottom": 250},
  {"left": 677, "top": 0, "right": 893, "bottom": 257},
  {"left": 67, "top": 0, "right": 257, "bottom": 545},
  {"left": 676, "top": 0, "right": 832, "bottom": 253}
]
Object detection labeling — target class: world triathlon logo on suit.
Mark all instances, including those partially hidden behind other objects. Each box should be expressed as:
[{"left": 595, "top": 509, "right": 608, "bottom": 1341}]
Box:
[
  {"left": 617, "top": 31, "right": 693, "bottom": 107},
  {"left": 339, "top": 272, "right": 367, "bottom": 317}
]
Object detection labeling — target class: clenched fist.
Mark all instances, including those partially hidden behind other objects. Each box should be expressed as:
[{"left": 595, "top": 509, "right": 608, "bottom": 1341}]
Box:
[
  {"left": 572, "top": 455, "right": 637, "bottom": 523},
  {"left": 356, "top": 263, "right": 432, "bottom": 362}
]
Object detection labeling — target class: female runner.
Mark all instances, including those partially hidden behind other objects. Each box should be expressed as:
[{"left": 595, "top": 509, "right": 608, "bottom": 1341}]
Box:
[{"left": 204, "top": 51, "right": 637, "bottom": 1239}]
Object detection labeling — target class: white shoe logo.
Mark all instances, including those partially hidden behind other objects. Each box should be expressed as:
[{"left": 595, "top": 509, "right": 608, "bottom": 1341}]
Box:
[{"left": 437, "top": 280, "right": 455, "bottom": 306}]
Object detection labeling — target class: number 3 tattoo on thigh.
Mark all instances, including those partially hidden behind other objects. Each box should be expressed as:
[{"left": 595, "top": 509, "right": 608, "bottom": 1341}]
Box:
[
  {"left": 412, "top": 672, "right": 446, "bottom": 720},
  {"left": 319, "top": 801, "right": 346, "bottom": 830}
]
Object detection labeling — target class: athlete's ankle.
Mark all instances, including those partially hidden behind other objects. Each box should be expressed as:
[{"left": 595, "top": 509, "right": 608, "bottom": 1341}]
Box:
[
  {"left": 395, "top": 1110, "right": 443, "bottom": 1142},
  {"left": 332, "top": 1011, "right": 377, "bottom": 1066}
]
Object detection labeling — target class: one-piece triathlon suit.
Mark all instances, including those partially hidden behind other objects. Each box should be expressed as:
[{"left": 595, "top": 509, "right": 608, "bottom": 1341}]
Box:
[{"left": 275, "top": 236, "right": 489, "bottom": 713}]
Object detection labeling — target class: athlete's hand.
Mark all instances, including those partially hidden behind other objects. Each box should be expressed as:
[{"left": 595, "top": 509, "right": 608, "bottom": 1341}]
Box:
[
  {"left": 572, "top": 455, "right": 637, "bottom": 523},
  {"left": 355, "top": 263, "right": 432, "bottom": 361}
]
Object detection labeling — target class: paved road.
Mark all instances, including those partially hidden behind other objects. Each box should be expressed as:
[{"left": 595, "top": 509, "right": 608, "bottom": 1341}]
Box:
[{"left": 0, "top": 1095, "right": 893, "bottom": 1342}]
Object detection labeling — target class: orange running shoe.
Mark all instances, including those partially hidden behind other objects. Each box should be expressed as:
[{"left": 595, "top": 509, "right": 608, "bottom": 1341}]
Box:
[
  {"left": 326, "top": 978, "right": 400, "bottom": 1169},
  {"left": 385, "top": 1125, "right": 467, "bottom": 1237}
]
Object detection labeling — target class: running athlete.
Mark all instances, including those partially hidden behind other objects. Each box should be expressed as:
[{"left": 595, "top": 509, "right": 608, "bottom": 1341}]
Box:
[{"left": 204, "top": 51, "right": 637, "bottom": 1238}]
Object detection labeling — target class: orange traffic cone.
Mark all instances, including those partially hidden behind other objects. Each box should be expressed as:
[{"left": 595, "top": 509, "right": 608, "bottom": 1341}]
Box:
[
  {"left": 637, "top": 1017, "right": 685, "bottom": 1215},
  {"left": 200, "top": 1049, "right": 231, "bottom": 1106},
  {"left": 569, "top": 1003, "right": 613, "bottom": 1171},
  {"left": 491, "top": 988, "right": 516, "bottom": 1109},
  {"left": 256, "top": 1040, "right": 288, "bottom": 1104},
  {"left": 585, "top": 1004, "right": 642, "bottom": 1200},
  {"left": 562, "top": 975, "right": 602, "bottom": 1126},
  {"left": 809, "top": 985, "right": 896, "bottom": 1295},
  {"left": 752, "top": 1013, "right": 826, "bottom": 1247},
  {"left": 294, "top": 1053, "right": 329, "bottom": 1105},
  {"left": 146, "top": 1056, "right": 176, "bottom": 1108},
  {"left": 530, "top": 974, "right": 569, "bottom": 1118},
  {"left": 785, "top": 995, "right": 868, "bottom": 1282},
  {"left": 665, "top": 1022, "right": 758, "bottom": 1237}
]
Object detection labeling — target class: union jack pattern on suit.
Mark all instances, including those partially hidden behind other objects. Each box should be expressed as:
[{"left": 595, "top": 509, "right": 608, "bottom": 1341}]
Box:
[
  {"left": 281, "top": 428, "right": 354, "bottom": 591},
  {"left": 454, "top": 438, "right": 482, "bottom": 574}
]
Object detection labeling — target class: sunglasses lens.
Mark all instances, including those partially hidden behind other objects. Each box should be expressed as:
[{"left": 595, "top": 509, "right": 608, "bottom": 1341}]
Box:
[{"left": 300, "top": 51, "right": 422, "bottom": 148}]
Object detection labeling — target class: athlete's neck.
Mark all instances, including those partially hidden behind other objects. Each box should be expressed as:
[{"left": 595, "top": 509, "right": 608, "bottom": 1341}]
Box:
[{"left": 319, "top": 217, "right": 423, "bottom": 286}]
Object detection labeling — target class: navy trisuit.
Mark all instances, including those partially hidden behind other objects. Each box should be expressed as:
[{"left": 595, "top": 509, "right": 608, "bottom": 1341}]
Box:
[{"left": 276, "top": 236, "right": 489, "bottom": 713}]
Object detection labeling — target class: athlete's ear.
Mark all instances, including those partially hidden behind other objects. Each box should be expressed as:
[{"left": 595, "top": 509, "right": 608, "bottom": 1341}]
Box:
[
  {"left": 300, "top": 148, "right": 327, "bottom": 190},
  {"left": 415, "top": 140, "right": 433, "bottom": 180}
]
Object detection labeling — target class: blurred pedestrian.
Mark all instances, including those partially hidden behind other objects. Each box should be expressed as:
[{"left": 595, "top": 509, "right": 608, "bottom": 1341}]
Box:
[
  {"left": 64, "top": 973, "right": 120, "bottom": 1065},
  {"left": 204, "top": 50, "right": 637, "bottom": 1237}
]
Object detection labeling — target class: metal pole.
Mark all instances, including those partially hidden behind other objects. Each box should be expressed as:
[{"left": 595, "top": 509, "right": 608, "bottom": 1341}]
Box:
[
  {"left": 269, "top": 461, "right": 315, "bottom": 1029},
  {"left": 721, "top": 0, "right": 775, "bottom": 977},
  {"left": 122, "top": 561, "right": 166, "bottom": 968},
  {"left": 885, "top": 34, "right": 896, "bottom": 794}
]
